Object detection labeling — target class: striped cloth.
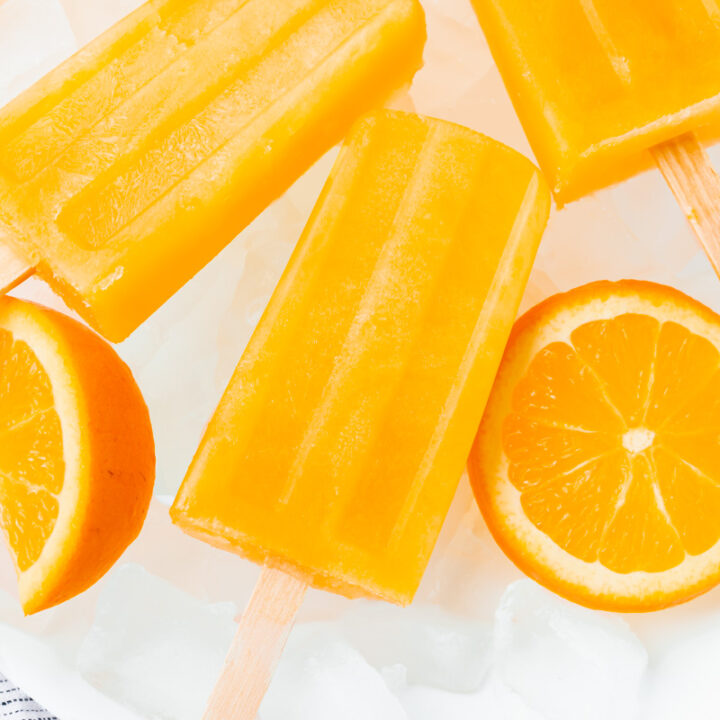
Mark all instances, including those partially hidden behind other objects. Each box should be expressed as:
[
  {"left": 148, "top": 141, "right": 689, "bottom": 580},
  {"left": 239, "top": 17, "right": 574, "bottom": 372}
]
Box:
[{"left": 0, "top": 675, "right": 57, "bottom": 720}]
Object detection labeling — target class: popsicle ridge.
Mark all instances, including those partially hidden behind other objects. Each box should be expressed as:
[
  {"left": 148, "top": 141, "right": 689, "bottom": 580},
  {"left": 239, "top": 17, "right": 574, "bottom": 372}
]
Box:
[
  {"left": 700, "top": 0, "right": 720, "bottom": 24},
  {"left": 578, "top": 0, "right": 631, "bottom": 85},
  {"left": 183, "top": 114, "right": 449, "bottom": 514},
  {"left": 3, "top": 0, "right": 319, "bottom": 195},
  {"left": 0, "top": 0, "right": 259, "bottom": 183},
  {"left": 56, "top": 0, "right": 415, "bottom": 250},
  {"left": 384, "top": 171, "right": 548, "bottom": 547},
  {"left": 277, "top": 120, "right": 451, "bottom": 507},
  {"left": 336, "top": 160, "right": 548, "bottom": 555}
]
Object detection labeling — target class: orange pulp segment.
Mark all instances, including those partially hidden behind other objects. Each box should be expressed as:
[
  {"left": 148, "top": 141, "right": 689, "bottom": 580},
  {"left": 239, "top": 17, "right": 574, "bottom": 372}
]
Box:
[{"left": 0, "top": 330, "right": 64, "bottom": 573}]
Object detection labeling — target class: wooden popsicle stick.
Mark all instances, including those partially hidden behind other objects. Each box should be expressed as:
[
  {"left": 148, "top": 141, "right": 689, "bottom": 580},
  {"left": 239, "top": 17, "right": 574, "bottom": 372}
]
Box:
[
  {"left": 203, "top": 567, "right": 307, "bottom": 720},
  {"left": 0, "top": 243, "right": 34, "bottom": 295},
  {"left": 652, "top": 132, "right": 720, "bottom": 278}
]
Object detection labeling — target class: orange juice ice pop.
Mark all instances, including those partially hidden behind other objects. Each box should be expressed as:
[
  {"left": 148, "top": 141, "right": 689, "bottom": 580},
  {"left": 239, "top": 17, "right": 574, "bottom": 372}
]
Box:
[
  {"left": 0, "top": 0, "right": 426, "bottom": 342},
  {"left": 171, "top": 110, "right": 550, "bottom": 604},
  {"left": 470, "top": 0, "right": 720, "bottom": 202}
]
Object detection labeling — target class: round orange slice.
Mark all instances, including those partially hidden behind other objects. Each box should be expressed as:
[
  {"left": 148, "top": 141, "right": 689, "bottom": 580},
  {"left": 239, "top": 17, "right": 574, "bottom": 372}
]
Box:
[
  {"left": 0, "top": 296, "right": 154, "bottom": 614},
  {"left": 469, "top": 280, "right": 720, "bottom": 612}
]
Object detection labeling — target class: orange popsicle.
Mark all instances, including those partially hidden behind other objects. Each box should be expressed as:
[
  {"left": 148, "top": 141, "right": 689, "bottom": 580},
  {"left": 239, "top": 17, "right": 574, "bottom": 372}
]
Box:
[
  {"left": 171, "top": 110, "right": 551, "bottom": 605},
  {"left": 0, "top": 0, "right": 425, "bottom": 342},
  {"left": 470, "top": 0, "right": 720, "bottom": 203}
]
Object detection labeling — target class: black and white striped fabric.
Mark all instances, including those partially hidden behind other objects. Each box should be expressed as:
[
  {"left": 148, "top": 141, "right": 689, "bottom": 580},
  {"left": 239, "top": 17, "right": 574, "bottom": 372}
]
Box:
[{"left": 0, "top": 675, "right": 57, "bottom": 720}]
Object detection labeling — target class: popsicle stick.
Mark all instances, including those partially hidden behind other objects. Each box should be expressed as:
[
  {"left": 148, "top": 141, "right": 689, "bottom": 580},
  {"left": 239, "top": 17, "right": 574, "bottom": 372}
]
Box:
[
  {"left": 652, "top": 132, "right": 720, "bottom": 278},
  {"left": 204, "top": 567, "right": 307, "bottom": 720},
  {"left": 0, "top": 243, "right": 34, "bottom": 295}
]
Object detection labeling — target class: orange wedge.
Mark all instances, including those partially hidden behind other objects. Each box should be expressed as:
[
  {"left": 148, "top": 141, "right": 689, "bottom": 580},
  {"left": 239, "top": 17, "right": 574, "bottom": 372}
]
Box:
[
  {"left": 469, "top": 280, "right": 720, "bottom": 612},
  {"left": 0, "top": 296, "right": 154, "bottom": 614}
]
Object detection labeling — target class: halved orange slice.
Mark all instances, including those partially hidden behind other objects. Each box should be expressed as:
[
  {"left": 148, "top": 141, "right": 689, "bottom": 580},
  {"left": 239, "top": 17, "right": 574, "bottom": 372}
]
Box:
[
  {"left": 0, "top": 296, "right": 154, "bottom": 614},
  {"left": 469, "top": 280, "right": 720, "bottom": 611}
]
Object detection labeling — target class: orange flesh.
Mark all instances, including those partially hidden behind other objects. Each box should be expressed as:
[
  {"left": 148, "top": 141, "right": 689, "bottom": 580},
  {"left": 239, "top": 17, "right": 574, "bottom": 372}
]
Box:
[
  {"left": 471, "top": 0, "right": 720, "bottom": 201},
  {"left": 0, "top": 0, "right": 425, "bottom": 341},
  {"left": 172, "top": 110, "right": 550, "bottom": 605},
  {"left": 0, "top": 331, "right": 63, "bottom": 571},
  {"left": 504, "top": 312, "right": 720, "bottom": 574}
]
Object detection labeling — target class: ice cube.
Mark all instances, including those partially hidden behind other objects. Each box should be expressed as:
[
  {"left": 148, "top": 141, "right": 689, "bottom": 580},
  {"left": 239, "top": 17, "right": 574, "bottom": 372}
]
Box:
[
  {"left": 608, "top": 170, "right": 696, "bottom": 276},
  {"left": 397, "top": 675, "right": 546, "bottom": 720},
  {"left": 411, "top": 0, "right": 531, "bottom": 158},
  {"left": 0, "top": 623, "right": 140, "bottom": 720},
  {"left": 0, "top": 0, "right": 76, "bottom": 106},
  {"left": 397, "top": 684, "right": 487, "bottom": 720},
  {"left": 643, "top": 612, "right": 720, "bottom": 720},
  {"left": 76, "top": 564, "right": 237, "bottom": 720},
  {"left": 261, "top": 624, "right": 407, "bottom": 720},
  {"left": 60, "top": 0, "right": 145, "bottom": 45},
  {"left": 675, "top": 249, "right": 720, "bottom": 315},
  {"left": 494, "top": 581, "right": 648, "bottom": 720},
  {"left": 113, "top": 228, "right": 251, "bottom": 498},
  {"left": 415, "top": 482, "right": 527, "bottom": 620},
  {"left": 341, "top": 602, "right": 491, "bottom": 693},
  {"left": 411, "top": 0, "right": 492, "bottom": 112},
  {"left": 536, "top": 195, "right": 639, "bottom": 292}
]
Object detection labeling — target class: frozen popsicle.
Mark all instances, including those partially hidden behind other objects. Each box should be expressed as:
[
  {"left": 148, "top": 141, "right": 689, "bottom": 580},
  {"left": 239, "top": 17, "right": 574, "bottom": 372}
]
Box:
[
  {"left": 171, "top": 110, "right": 550, "bottom": 719},
  {"left": 470, "top": 0, "right": 720, "bottom": 274},
  {"left": 0, "top": 0, "right": 426, "bottom": 342}
]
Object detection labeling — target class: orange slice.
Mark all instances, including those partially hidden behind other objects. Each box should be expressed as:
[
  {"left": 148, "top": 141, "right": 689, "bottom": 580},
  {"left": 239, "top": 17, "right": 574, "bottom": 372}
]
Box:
[
  {"left": 0, "top": 296, "right": 154, "bottom": 614},
  {"left": 469, "top": 280, "right": 720, "bottom": 611}
]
